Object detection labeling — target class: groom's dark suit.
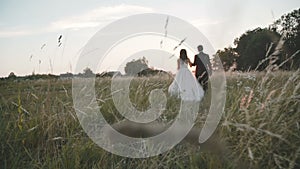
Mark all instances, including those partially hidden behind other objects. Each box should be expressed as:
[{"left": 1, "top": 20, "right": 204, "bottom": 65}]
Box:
[{"left": 191, "top": 52, "right": 212, "bottom": 91}]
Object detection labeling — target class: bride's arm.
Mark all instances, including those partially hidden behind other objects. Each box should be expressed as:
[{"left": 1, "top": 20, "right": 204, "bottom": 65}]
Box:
[
  {"left": 177, "top": 59, "right": 180, "bottom": 70},
  {"left": 187, "top": 58, "right": 192, "bottom": 66}
]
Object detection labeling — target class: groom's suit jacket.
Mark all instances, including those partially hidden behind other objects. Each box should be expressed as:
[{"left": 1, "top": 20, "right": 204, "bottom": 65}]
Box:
[{"left": 192, "top": 52, "right": 212, "bottom": 78}]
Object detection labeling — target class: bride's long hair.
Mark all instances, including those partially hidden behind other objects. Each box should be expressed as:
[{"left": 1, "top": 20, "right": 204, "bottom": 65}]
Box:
[{"left": 180, "top": 49, "right": 188, "bottom": 62}]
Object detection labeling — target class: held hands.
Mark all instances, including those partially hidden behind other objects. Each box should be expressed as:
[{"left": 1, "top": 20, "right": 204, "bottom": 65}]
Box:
[{"left": 187, "top": 58, "right": 193, "bottom": 67}]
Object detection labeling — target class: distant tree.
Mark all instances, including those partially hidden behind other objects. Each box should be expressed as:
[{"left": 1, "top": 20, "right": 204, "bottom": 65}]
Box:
[
  {"left": 137, "top": 68, "right": 168, "bottom": 77},
  {"left": 82, "top": 67, "right": 94, "bottom": 77},
  {"left": 8, "top": 72, "right": 17, "bottom": 79},
  {"left": 60, "top": 72, "right": 73, "bottom": 78},
  {"left": 234, "top": 28, "right": 280, "bottom": 71},
  {"left": 97, "top": 71, "right": 122, "bottom": 77},
  {"left": 272, "top": 8, "right": 300, "bottom": 70},
  {"left": 273, "top": 8, "right": 300, "bottom": 43},
  {"left": 124, "top": 57, "right": 149, "bottom": 75},
  {"left": 215, "top": 47, "right": 238, "bottom": 71}
]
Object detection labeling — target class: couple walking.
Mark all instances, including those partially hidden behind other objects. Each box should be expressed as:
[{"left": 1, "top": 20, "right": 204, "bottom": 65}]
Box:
[{"left": 168, "top": 45, "right": 212, "bottom": 101}]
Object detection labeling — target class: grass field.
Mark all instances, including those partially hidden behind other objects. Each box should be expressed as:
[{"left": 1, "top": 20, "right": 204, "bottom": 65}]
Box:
[{"left": 0, "top": 70, "right": 299, "bottom": 169}]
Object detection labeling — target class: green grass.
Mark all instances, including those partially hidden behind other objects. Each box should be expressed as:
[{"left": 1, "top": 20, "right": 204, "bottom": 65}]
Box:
[{"left": 0, "top": 71, "right": 299, "bottom": 169}]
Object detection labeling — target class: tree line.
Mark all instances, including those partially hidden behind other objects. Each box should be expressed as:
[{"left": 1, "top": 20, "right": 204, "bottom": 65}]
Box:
[
  {"left": 2, "top": 60, "right": 168, "bottom": 80},
  {"left": 213, "top": 8, "right": 299, "bottom": 71}
]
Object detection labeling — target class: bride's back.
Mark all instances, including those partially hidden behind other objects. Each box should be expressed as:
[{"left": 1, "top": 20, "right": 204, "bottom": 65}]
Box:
[{"left": 178, "top": 58, "right": 189, "bottom": 68}]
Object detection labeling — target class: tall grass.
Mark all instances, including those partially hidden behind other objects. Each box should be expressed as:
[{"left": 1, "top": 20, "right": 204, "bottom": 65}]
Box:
[
  {"left": 0, "top": 70, "right": 299, "bottom": 168},
  {"left": 223, "top": 70, "right": 300, "bottom": 168}
]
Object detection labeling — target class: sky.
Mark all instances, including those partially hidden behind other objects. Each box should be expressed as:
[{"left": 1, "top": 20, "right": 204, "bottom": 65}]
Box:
[{"left": 0, "top": 0, "right": 299, "bottom": 77}]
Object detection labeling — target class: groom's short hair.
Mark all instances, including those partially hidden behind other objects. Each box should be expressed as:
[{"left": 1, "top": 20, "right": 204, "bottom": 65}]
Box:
[{"left": 197, "top": 45, "right": 203, "bottom": 52}]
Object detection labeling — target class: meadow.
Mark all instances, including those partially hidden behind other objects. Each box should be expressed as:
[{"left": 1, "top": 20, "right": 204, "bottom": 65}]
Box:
[{"left": 0, "top": 70, "right": 299, "bottom": 169}]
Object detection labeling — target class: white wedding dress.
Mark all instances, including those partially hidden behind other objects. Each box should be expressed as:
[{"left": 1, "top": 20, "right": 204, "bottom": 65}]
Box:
[{"left": 168, "top": 59, "right": 204, "bottom": 101}]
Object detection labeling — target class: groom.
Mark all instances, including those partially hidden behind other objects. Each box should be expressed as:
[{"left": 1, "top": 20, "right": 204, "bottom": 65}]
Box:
[{"left": 189, "top": 45, "right": 212, "bottom": 91}]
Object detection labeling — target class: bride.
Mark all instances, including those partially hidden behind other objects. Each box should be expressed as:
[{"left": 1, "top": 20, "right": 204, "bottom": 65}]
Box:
[{"left": 168, "top": 49, "right": 204, "bottom": 101}]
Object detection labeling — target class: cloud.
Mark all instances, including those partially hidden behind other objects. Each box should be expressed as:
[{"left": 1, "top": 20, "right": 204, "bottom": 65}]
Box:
[
  {"left": 49, "top": 4, "right": 154, "bottom": 31},
  {"left": 190, "top": 18, "right": 224, "bottom": 27},
  {"left": 0, "top": 30, "right": 33, "bottom": 37},
  {"left": 0, "top": 4, "right": 154, "bottom": 37}
]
